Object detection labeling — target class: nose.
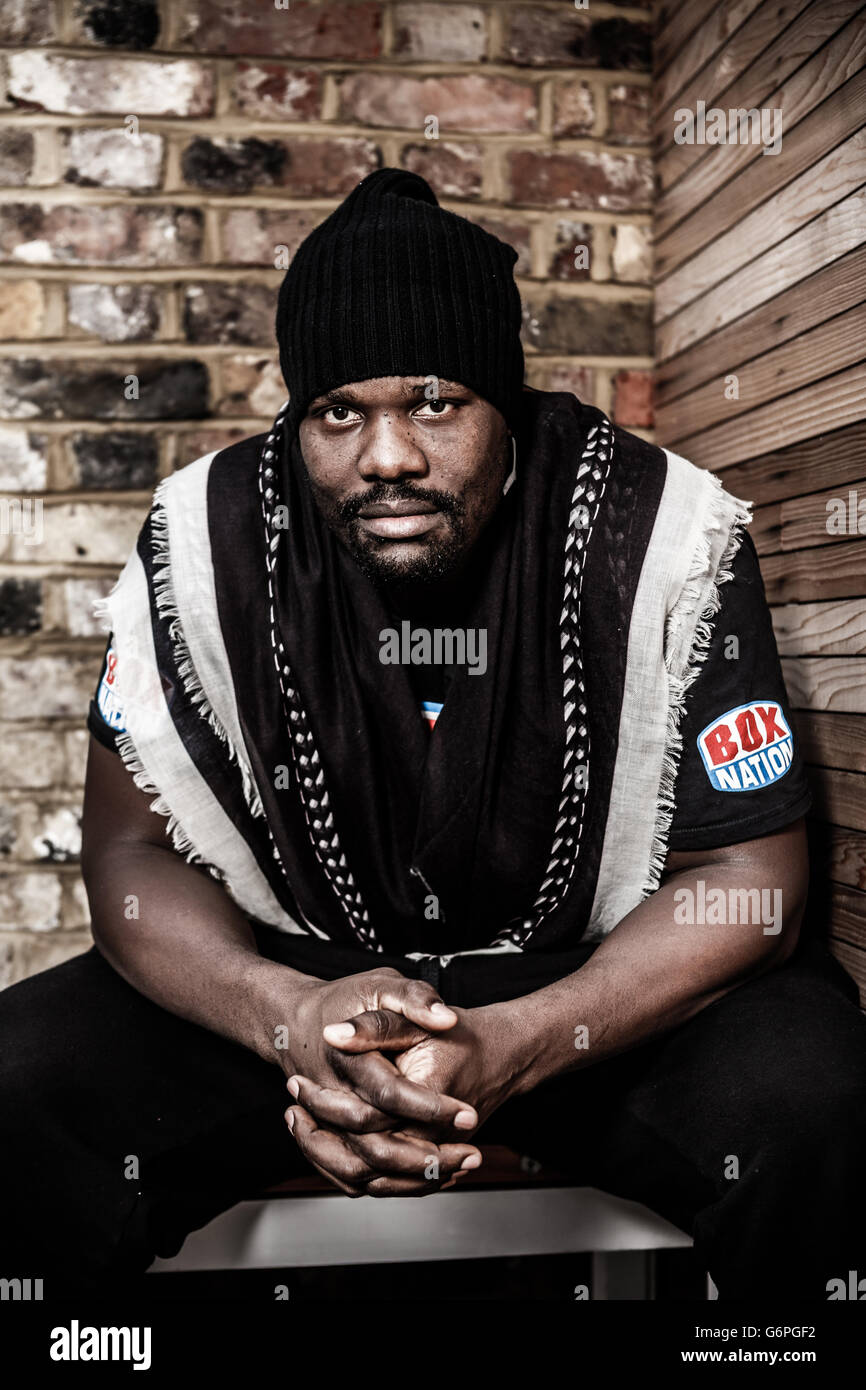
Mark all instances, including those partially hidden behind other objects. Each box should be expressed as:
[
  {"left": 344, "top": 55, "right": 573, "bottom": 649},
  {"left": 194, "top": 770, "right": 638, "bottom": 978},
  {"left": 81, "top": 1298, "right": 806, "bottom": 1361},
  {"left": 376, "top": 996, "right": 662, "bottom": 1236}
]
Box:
[{"left": 356, "top": 415, "right": 429, "bottom": 484}]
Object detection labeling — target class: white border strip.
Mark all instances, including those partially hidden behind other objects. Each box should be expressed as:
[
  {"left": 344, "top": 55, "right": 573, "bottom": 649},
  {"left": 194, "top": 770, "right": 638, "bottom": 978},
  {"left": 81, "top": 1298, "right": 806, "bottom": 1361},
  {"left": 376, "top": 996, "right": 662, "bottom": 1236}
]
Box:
[
  {"left": 158, "top": 452, "right": 265, "bottom": 819},
  {"left": 585, "top": 451, "right": 751, "bottom": 940},
  {"left": 98, "top": 545, "right": 307, "bottom": 935}
]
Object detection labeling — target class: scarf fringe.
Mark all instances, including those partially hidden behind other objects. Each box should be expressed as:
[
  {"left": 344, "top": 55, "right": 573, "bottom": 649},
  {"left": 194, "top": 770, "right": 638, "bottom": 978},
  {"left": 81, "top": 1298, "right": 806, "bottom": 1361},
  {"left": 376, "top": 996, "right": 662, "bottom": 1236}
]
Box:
[
  {"left": 110, "top": 724, "right": 222, "bottom": 880},
  {"left": 642, "top": 474, "right": 753, "bottom": 897},
  {"left": 149, "top": 477, "right": 265, "bottom": 820}
]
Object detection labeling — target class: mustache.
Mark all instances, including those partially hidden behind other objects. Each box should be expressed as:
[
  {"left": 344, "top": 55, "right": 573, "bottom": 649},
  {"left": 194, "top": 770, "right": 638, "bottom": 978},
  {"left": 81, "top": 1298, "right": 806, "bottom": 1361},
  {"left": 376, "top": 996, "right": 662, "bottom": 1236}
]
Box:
[{"left": 337, "top": 481, "right": 465, "bottom": 527}]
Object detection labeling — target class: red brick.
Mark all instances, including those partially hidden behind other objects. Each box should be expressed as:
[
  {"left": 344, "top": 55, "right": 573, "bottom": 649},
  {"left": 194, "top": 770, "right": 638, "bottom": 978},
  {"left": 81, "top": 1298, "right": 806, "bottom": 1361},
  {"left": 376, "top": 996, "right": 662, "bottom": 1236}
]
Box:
[
  {"left": 6, "top": 53, "right": 213, "bottom": 117},
  {"left": 219, "top": 208, "right": 320, "bottom": 266},
  {"left": 0, "top": 280, "right": 44, "bottom": 337},
  {"left": 469, "top": 216, "right": 532, "bottom": 276},
  {"left": 613, "top": 370, "right": 653, "bottom": 427},
  {"left": 175, "top": 428, "right": 254, "bottom": 464},
  {"left": 183, "top": 282, "right": 274, "bottom": 346},
  {"left": 231, "top": 63, "right": 321, "bottom": 121},
  {"left": 611, "top": 224, "right": 652, "bottom": 284},
  {"left": 0, "top": 0, "right": 53, "bottom": 44},
  {"left": 549, "top": 219, "right": 594, "bottom": 281},
  {"left": 607, "top": 84, "right": 651, "bottom": 145},
  {"left": 0, "top": 203, "right": 203, "bottom": 266},
  {"left": 0, "top": 357, "right": 209, "bottom": 420},
  {"left": 183, "top": 135, "right": 378, "bottom": 197},
  {"left": 218, "top": 356, "right": 286, "bottom": 418},
  {"left": 508, "top": 150, "right": 652, "bottom": 212},
  {"left": 400, "top": 142, "right": 482, "bottom": 199},
  {"left": 0, "top": 130, "right": 34, "bottom": 184},
  {"left": 68, "top": 283, "right": 161, "bottom": 342},
  {"left": 339, "top": 73, "right": 537, "bottom": 133},
  {"left": 523, "top": 297, "right": 652, "bottom": 355},
  {"left": 530, "top": 364, "right": 596, "bottom": 403},
  {"left": 277, "top": 138, "right": 379, "bottom": 197},
  {"left": 62, "top": 128, "right": 163, "bottom": 191},
  {"left": 553, "top": 81, "right": 596, "bottom": 138},
  {"left": 179, "top": 0, "right": 382, "bottom": 60},
  {"left": 393, "top": 4, "right": 487, "bottom": 61},
  {"left": 506, "top": 8, "right": 651, "bottom": 71},
  {"left": 68, "top": 0, "right": 159, "bottom": 48}
]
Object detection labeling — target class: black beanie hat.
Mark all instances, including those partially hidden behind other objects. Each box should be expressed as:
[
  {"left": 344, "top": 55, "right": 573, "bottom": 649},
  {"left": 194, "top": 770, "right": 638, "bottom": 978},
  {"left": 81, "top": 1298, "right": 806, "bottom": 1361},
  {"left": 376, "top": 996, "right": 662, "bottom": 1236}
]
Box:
[{"left": 275, "top": 167, "right": 525, "bottom": 431}]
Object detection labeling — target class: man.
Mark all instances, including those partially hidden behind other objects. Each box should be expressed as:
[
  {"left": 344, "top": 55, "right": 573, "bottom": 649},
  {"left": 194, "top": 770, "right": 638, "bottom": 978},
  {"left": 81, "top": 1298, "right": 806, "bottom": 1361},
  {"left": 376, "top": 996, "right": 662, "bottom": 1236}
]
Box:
[{"left": 1, "top": 169, "right": 864, "bottom": 1301}]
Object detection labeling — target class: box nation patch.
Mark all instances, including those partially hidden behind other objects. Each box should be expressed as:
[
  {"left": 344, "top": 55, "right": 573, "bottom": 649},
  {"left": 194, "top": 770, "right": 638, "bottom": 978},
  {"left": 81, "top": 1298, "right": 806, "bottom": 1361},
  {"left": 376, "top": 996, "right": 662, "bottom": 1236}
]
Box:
[
  {"left": 96, "top": 642, "right": 127, "bottom": 733},
  {"left": 697, "top": 701, "right": 793, "bottom": 792}
]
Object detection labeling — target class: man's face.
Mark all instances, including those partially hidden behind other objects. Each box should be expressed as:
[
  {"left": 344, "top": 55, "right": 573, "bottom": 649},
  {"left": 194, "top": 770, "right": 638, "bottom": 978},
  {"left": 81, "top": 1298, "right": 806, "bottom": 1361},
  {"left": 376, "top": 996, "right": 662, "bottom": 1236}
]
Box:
[{"left": 298, "top": 377, "right": 510, "bottom": 590}]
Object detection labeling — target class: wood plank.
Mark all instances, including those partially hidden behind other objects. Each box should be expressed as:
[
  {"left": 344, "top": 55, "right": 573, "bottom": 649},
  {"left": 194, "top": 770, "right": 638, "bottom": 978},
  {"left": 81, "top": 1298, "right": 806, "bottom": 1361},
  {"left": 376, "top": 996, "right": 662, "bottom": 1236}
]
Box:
[
  {"left": 792, "top": 710, "right": 866, "bottom": 772},
  {"left": 656, "top": 304, "right": 866, "bottom": 443},
  {"left": 773, "top": 599, "right": 866, "bottom": 656},
  {"left": 782, "top": 657, "right": 866, "bottom": 713},
  {"left": 809, "top": 823, "right": 866, "bottom": 892},
  {"left": 807, "top": 766, "right": 866, "bottom": 831},
  {"left": 655, "top": 246, "right": 866, "bottom": 408},
  {"left": 655, "top": 2, "right": 866, "bottom": 205},
  {"left": 653, "top": 0, "right": 819, "bottom": 148},
  {"left": 779, "top": 478, "right": 866, "bottom": 552},
  {"left": 657, "top": 57, "right": 866, "bottom": 280},
  {"left": 656, "top": 189, "right": 866, "bottom": 361},
  {"left": 656, "top": 129, "right": 866, "bottom": 323},
  {"left": 761, "top": 539, "right": 866, "bottom": 603},
  {"left": 827, "top": 937, "right": 866, "bottom": 999},
  {"left": 668, "top": 364, "right": 866, "bottom": 469},
  {"left": 828, "top": 883, "right": 866, "bottom": 948},
  {"left": 718, "top": 421, "right": 866, "bottom": 504},
  {"left": 654, "top": 0, "right": 763, "bottom": 91},
  {"left": 750, "top": 504, "right": 781, "bottom": 554}
]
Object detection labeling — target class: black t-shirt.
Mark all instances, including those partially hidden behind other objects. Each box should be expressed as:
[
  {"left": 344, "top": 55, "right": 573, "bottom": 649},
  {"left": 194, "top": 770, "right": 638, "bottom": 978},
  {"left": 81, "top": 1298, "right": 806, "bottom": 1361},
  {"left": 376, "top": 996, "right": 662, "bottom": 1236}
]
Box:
[{"left": 87, "top": 532, "right": 810, "bottom": 851}]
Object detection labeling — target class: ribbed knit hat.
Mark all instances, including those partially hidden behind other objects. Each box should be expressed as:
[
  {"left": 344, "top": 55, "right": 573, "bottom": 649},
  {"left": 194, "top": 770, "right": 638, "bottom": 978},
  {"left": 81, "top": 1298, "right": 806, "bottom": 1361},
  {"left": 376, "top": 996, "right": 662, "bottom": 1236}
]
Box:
[{"left": 275, "top": 167, "right": 525, "bottom": 430}]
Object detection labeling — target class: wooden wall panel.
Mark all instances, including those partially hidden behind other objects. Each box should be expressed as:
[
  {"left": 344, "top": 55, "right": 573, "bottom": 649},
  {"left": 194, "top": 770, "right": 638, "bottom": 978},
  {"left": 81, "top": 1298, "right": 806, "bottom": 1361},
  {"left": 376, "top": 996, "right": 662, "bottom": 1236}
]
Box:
[{"left": 652, "top": 0, "right": 866, "bottom": 998}]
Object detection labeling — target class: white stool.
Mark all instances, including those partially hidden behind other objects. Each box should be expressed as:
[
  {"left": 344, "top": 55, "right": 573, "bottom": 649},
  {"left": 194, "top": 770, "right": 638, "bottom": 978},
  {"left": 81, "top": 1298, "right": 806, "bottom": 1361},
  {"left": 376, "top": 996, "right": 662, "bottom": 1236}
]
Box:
[{"left": 149, "top": 1183, "right": 717, "bottom": 1299}]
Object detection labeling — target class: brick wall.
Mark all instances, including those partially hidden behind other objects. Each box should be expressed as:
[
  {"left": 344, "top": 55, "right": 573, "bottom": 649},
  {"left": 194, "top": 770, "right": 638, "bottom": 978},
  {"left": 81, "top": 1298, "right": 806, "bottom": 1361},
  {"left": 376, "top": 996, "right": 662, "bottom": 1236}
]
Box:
[{"left": 0, "top": 0, "right": 652, "bottom": 984}]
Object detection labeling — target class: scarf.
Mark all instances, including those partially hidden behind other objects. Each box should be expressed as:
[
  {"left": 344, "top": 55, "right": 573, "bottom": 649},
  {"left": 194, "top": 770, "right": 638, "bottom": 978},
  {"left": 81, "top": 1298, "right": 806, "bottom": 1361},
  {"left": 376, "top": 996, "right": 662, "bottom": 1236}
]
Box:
[{"left": 94, "top": 389, "right": 751, "bottom": 958}]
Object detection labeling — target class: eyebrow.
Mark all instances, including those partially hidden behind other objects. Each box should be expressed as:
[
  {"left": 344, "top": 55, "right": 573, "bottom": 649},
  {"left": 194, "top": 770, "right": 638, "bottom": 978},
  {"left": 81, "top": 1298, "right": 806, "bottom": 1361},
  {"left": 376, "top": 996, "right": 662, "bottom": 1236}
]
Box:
[{"left": 313, "top": 380, "right": 468, "bottom": 407}]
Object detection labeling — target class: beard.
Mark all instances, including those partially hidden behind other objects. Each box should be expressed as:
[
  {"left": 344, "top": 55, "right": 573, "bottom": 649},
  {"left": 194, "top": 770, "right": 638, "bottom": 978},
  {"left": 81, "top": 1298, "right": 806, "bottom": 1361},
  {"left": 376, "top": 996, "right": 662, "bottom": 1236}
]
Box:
[{"left": 321, "top": 480, "right": 470, "bottom": 596}]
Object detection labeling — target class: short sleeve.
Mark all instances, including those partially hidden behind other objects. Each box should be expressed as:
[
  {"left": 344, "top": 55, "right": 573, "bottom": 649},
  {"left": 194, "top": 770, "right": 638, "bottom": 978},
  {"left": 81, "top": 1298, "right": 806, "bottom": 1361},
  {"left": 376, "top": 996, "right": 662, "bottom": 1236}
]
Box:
[
  {"left": 87, "top": 631, "right": 126, "bottom": 754},
  {"left": 667, "top": 531, "right": 812, "bottom": 850}
]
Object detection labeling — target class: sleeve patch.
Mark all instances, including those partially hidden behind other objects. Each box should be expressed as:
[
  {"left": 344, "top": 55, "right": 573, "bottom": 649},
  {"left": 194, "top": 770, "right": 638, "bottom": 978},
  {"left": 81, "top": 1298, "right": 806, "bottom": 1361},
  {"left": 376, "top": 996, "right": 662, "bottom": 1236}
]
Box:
[
  {"left": 697, "top": 701, "right": 793, "bottom": 792},
  {"left": 96, "top": 641, "right": 127, "bottom": 734}
]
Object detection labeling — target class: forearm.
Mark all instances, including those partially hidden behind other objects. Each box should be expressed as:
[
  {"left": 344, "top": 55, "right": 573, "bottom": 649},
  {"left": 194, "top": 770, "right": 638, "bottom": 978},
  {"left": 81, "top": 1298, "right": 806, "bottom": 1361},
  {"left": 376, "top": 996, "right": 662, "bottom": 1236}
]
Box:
[
  {"left": 488, "top": 857, "right": 805, "bottom": 1096},
  {"left": 83, "top": 842, "right": 316, "bottom": 1069}
]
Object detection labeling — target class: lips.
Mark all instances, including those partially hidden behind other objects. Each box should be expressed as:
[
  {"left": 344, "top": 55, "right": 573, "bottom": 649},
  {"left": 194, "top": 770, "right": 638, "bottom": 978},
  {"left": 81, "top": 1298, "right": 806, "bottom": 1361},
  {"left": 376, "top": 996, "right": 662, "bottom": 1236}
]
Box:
[
  {"left": 358, "top": 499, "right": 439, "bottom": 519},
  {"left": 356, "top": 496, "right": 442, "bottom": 540}
]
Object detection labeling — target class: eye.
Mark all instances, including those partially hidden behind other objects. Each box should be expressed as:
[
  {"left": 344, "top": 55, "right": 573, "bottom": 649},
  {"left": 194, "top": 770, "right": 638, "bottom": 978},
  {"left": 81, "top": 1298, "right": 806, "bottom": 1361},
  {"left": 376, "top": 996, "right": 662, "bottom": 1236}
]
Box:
[
  {"left": 322, "top": 405, "right": 361, "bottom": 424},
  {"left": 415, "top": 399, "right": 457, "bottom": 418}
]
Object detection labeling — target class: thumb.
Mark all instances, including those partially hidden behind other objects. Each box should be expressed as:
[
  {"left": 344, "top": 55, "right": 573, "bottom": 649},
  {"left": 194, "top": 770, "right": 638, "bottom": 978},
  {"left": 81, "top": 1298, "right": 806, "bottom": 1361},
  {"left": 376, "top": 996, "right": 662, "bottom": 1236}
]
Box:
[{"left": 323, "top": 1007, "right": 431, "bottom": 1053}]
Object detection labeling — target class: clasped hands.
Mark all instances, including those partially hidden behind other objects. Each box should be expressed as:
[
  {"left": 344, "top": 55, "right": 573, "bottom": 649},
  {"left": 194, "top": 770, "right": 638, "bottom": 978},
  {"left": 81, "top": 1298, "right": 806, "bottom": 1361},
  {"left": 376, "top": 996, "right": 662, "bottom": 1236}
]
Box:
[{"left": 283, "top": 966, "right": 524, "bottom": 1197}]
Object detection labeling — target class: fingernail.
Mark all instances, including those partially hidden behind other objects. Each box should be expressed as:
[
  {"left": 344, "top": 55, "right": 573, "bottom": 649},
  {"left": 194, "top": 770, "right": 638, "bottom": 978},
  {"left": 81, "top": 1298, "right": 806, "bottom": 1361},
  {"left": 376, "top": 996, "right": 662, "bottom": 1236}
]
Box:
[
  {"left": 430, "top": 1002, "right": 454, "bottom": 1016},
  {"left": 454, "top": 1109, "right": 476, "bottom": 1129},
  {"left": 286, "top": 1110, "right": 295, "bottom": 1132},
  {"left": 460, "top": 1153, "right": 481, "bottom": 1170},
  {"left": 287, "top": 1075, "right": 300, "bottom": 1098},
  {"left": 324, "top": 1022, "right": 356, "bottom": 1041}
]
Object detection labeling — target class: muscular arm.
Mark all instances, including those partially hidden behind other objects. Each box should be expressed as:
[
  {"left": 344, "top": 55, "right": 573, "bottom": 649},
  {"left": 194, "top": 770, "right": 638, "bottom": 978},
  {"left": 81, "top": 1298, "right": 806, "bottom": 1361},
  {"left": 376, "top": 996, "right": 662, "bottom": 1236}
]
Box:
[
  {"left": 80, "top": 735, "right": 314, "bottom": 1067},
  {"left": 285, "top": 820, "right": 811, "bottom": 1196},
  {"left": 80, "top": 736, "right": 484, "bottom": 1180},
  {"left": 492, "top": 818, "right": 809, "bottom": 1096}
]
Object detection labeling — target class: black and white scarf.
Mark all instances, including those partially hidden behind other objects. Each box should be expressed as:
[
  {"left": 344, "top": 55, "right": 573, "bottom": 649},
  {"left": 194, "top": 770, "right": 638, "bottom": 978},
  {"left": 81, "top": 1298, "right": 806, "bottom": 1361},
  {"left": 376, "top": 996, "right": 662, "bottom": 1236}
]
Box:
[{"left": 94, "top": 389, "right": 751, "bottom": 959}]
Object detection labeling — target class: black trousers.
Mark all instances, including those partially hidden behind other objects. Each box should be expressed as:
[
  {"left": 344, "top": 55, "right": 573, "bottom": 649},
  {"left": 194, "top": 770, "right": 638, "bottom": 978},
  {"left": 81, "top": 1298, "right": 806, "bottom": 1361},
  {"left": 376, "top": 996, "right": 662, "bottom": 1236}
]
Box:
[{"left": 1, "top": 924, "right": 865, "bottom": 1302}]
